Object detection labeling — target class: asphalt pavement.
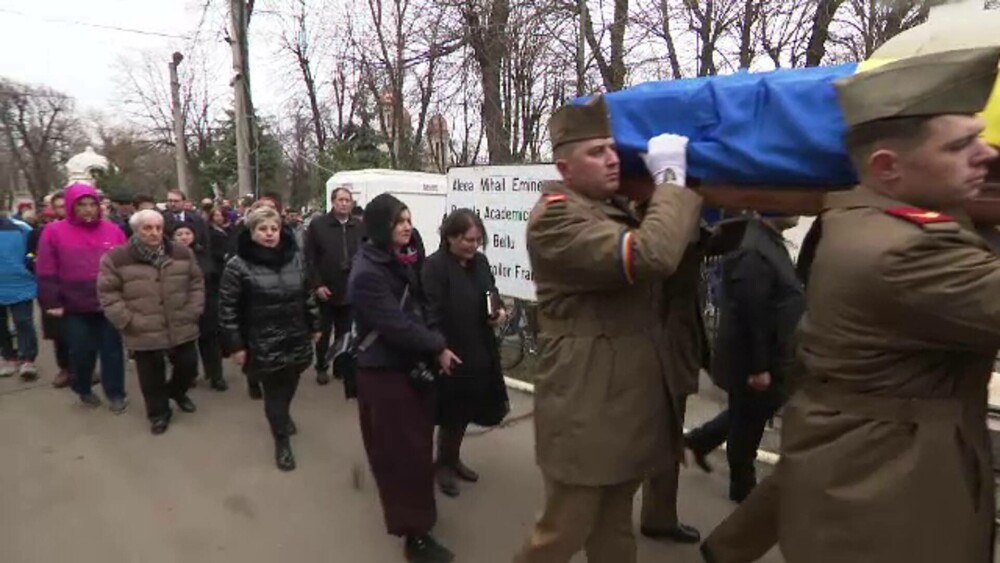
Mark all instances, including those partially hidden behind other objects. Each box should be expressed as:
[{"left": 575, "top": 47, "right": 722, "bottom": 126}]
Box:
[{"left": 0, "top": 337, "right": 783, "bottom": 563}]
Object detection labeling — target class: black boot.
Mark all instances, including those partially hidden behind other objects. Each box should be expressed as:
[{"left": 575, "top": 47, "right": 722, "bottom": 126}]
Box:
[
  {"left": 684, "top": 433, "right": 713, "bottom": 473},
  {"left": 285, "top": 417, "right": 298, "bottom": 436},
  {"left": 274, "top": 436, "right": 296, "bottom": 472},
  {"left": 404, "top": 534, "right": 454, "bottom": 563},
  {"left": 210, "top": 377, "right": 228, "bottom": 391},
  {"left": 316, "top": 369, "right": 330, "bottom": 386},
  {"left": 150, "top": 412, "right": 172, "bottom": 435},
  {"left": 247, "top": 377, "right": 263, "bottom": 400}
]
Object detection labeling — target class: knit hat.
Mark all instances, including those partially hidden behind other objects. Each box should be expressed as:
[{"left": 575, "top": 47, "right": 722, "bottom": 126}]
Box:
[{"left": 363, "top": 193, "right": 408, "bottom": 248}]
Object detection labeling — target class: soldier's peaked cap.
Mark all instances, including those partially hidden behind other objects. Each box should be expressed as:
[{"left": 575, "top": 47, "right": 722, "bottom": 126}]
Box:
[
  {"left": 549, "top": 95, "right": 613, "bottom": 150},
  {"left": 836, "top": 46, "right": 1000, "bottom": 128}
]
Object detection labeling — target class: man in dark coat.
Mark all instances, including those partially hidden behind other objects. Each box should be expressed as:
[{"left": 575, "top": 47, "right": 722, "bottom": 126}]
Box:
[
  {"left": 303, "top": 187, "right": 365, "bottom": 385},
  {"left": 685, "top": 214, "right": 805, "bottom": 503},
  {"left": 106, "top": 193, "right": 135, "bottom": 237},
  {"left": 163, "top": 189, "right": 210, "bottom": 256}
]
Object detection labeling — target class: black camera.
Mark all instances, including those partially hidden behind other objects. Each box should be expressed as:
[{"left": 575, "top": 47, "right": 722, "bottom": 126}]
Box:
[{"left": 408, "top": 361, "right": 437, "bottom": 384}]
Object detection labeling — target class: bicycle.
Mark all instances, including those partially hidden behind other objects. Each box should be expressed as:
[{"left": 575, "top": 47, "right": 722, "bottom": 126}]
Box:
[{"left": 496, "top": 297, "right": 538, "bottom": 372}]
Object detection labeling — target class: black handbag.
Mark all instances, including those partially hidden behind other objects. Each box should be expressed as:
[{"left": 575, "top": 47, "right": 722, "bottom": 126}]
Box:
[{"left": 330, "top": 285, "right": 410, "bottom": 399}]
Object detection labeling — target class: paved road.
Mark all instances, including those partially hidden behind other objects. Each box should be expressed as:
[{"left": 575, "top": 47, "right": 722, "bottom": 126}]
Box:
[{"left": 0, "top": 338, "right": 781, "bottom": 563}]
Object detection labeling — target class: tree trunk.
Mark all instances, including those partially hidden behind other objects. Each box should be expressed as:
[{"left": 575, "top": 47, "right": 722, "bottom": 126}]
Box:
[
  {"left": 805, "top": 0, "right": 844, "bottom": 67},
  {"left": 465, "top": 0, "right": 513, "bottom": 164},
  {"left": 737, "top": 0, "right": 757, "bottom": 69},
  {"left": 608, "top": 0, "right": 629, "bottom": 90},
  {"left": 659, "top": 0, "right": 683, "bottom": 78}
]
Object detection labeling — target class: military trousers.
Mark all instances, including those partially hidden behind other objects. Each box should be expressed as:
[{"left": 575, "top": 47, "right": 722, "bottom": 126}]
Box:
[
  {"left": 513, "top": 475, "right": 641, "bottom": 563},
  {"left": 639, "top": 456, "right": 681, "bottom": 530},
  {"left": 639, "top": 396, "right": 687, "bottom": 530}
]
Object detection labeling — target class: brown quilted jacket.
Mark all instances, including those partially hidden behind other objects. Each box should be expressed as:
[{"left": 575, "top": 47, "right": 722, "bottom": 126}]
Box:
[{"left": 98, "top": 241, "right": 205, "bottom": 351}]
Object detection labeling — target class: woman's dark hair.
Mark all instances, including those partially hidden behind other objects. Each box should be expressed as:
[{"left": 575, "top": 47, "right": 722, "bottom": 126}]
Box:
[
  {"left": 439, "top": 208, "right": 486, "bottom": 250},
  {"left": 363, "top": 193, "right": 409, "bottom": 248}
]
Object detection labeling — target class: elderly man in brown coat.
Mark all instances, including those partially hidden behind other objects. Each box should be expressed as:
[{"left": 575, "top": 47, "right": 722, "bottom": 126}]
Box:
[
  {"left": 98, "top": 209, "right": 205, "bottom": 435},
  {"left": 701, "top": 47, "right": 1000, "bottom": 563},
  {"left": 512, "top": 96, "right": 703, "bottom": 563}
]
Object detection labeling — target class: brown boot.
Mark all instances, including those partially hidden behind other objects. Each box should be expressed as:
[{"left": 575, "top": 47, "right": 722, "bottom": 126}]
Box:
[{"left": 52, "top": 370, "right": 71, "bottom": 389}]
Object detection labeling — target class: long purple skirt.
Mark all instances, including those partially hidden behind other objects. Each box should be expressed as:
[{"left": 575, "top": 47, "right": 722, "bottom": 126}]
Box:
[{"left": 357, "top": 368, "right": 437, "bottom": 537}]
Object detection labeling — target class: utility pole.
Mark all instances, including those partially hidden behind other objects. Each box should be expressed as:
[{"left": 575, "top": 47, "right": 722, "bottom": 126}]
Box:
[
  {"left": 229, "top": 0, "right": 253, "bottom": 198},
  {"left": 168, "top": 52, "right": 191, "bottom": 197}
]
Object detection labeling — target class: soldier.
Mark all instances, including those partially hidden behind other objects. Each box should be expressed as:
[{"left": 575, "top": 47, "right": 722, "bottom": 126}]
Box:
[
  {"left": 637, "top": 215, "right": 748, "bottom": 543},
  {"left": 512, "top": 96, "right": 703, "bottom": 563},
  {"left": 703, "top": 47, "right": 1000, "bottom": 563}
]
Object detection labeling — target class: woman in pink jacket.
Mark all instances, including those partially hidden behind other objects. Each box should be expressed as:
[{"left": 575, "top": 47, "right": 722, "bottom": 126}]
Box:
[{"left": 36, "top": 184, "right": 128, "bottom": 412}]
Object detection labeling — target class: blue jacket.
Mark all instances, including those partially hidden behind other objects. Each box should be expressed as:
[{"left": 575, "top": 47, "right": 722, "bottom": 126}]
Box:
[{"left": 0, "top": 217, "right": 37, "bottom": 305}]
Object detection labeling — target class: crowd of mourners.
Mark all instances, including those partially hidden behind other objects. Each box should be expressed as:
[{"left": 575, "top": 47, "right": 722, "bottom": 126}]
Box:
[{"left": 1, "top": 184, "right": 509, "bottom": 562}]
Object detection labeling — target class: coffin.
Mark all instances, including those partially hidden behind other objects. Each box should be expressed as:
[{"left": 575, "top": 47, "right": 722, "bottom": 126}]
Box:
[{"left": 591, "top": 59, "right": 1000, "bottom": 222}]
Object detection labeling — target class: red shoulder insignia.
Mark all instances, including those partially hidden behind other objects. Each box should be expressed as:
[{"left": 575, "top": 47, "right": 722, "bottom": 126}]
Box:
[
  {"left": 543, "top": 194, "right": 567, "bottom": 204},
  {"left": 885, "top": 207, "right": 954, "bottom": 225}
]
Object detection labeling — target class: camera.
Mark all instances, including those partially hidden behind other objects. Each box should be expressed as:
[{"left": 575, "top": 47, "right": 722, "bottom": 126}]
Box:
[{"left": 408, "top": 361, "right": 437, "bottom": 384}]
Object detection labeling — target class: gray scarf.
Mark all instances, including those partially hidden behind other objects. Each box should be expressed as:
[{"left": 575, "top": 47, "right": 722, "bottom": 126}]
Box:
[{"left": 129, "top": 236, "right": 167, "bottom": 268}]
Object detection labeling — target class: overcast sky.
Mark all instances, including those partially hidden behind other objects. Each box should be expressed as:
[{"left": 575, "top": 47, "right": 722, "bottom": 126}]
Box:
[{"left": 0, "top": 0, "right": 286, "bottom": 119}]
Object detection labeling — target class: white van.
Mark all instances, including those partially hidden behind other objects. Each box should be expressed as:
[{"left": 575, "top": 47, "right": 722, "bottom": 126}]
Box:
[{"left": 325, "top": 169, "right": 448, "bottom": 251}]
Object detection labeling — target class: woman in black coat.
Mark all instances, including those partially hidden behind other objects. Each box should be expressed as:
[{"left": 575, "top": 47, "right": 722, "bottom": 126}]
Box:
[
  {"left": 219, "top": 206, "right": 320, "bottom": 471},
  {"left": 421, "top": 209, "right": 509, "bottom": 498},
  {"left": 169, "top": 222, "right": 227, "bottom": 392},
  {"left": 348, "top": 193, "right": 460, "bottom": 563}
]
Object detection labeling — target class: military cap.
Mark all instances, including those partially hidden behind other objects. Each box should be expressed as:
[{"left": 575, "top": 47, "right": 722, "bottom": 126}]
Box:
[
  {"left": 549, "top": 95, "right": 613, "bottom": 150},
  {"left": 836, "top": 46, "right": 1000, "bottom": 128}
]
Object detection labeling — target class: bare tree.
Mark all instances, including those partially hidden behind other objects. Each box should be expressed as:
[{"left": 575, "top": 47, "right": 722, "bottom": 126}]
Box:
[
  {"left": 115, "top": 49, "right": 222, "bottom": 193},
  {"left": 462, "top": 0, "right": 513, "bottom": 163},
  {"left": 829, "top": 0, "right": 928, "bottom": 61},
  {"left": 632, "top": 0, "right": 686, "bottom": 78},
  {"left": 576, "top": 0, "right": 632, "bottom": 90},
  {"left": 275, "top": 0, "right": 328, "bottom": 153},
  {"left": 0, "top": 81, "right": 81, "bottom": 203},
  {"left": 348, "top": 0, "right": 463, "bottom": 170},
  {"left": 97, "top": 126, "right": 178, "bottom": 199},
  {"left": 758, "top": 1, "right": 815, "bottom": 68},
  {"left": 805, "top": 0, "right": 847, "bottom": 66}
]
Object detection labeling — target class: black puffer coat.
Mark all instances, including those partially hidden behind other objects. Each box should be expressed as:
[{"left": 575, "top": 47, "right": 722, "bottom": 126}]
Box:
[{"left": 218, "top": 226, "right": 320, "bottom": 375}]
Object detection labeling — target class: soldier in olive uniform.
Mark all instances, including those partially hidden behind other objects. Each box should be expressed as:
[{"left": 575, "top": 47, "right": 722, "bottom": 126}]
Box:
[
  {"left": 512, "top": 97, "right": 703, "bottom": 563},
  {"left": 703, "top": 47, "right": 1000, "bottom": 563},
  {"left": 638, "top": 219, "right": 749, "bottom": 543}
]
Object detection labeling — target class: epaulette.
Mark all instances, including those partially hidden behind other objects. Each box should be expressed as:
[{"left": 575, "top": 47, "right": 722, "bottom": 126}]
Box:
[
  {"left": 543, "top": 193, "right": 567, "bottom": 205},
  {"left": 884, "top": 207, "right": 957, "bottom": 230}
]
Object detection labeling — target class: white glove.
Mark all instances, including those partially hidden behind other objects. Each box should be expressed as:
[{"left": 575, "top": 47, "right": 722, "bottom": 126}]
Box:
[{"left": 641, "top": 133, "right": 689, "bottom": 186}]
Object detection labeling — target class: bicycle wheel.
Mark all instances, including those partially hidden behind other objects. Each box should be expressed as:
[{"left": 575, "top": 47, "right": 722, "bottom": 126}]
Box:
[{"left": 497, "top": 301, "right": 526, "bottom": 371}]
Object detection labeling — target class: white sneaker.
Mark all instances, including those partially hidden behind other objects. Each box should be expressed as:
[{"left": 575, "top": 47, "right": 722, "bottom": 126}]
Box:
[
  {"left": 0, "top": 360, "right": 17, "bottom": 377},
  {"left": 18, "top": 362, "right": 38, "bottom": 381}
]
